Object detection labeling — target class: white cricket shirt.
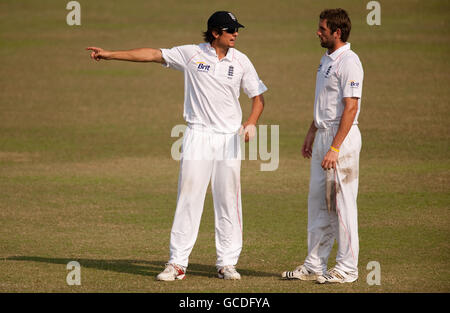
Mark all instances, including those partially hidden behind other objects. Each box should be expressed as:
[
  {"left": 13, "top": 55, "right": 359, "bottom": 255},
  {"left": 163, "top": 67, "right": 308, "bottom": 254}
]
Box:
[
  {"left": 161, "top": 43, "right": 267, "bottom": 133},
  {"left": 314, "top": 43, "right": 364, "bottom": 129}
]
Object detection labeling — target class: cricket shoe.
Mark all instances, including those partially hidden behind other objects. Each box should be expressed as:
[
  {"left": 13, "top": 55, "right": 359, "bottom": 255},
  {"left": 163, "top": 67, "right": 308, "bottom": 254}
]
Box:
[
  {"left": 281, "top": 264, "right": 317, "bottom": 280},
  {"left": 156, "top": 263, "right": 186, "bottom": 281},
  {"left": 316, "top": 267, "right": 358, "bottom": 284},
  {"left": 218, "top": 265, "right": 241, "bottom": 280}
]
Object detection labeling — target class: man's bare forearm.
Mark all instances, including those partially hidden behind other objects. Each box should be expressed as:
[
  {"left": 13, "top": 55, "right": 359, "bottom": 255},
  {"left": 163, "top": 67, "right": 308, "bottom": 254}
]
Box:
[
  {"left": 245, "top": 94, "right": 265, "bottom": 125},
  {"left": 320, "top": 98, "right": 358, "bottom": 169},
  {"left": 86, "top": 46, "right": 164, "bottom": 63},
  {"left": 107, "top": 48, "right": 164, "bottom": 63},
  {"left": 331, "top": 97, "right": 358, "bottom": 149},
  {"left": 302, "top": 120, "right": 317, "bottom": 159},
  {"left": 308, "top": 120, "right": 318, "bottom": 135}
]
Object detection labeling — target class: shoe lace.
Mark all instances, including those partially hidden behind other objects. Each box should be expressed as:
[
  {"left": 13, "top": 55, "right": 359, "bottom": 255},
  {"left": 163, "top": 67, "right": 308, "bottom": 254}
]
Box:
[
  {"left": 295, "top": 265, "right": 312, "bottom": 275},
  {"left": 327, "top": 268, "right": 344, "bottom": 279},
  {"left": 165, "top": 263, "right": 184, "bottom": 274},
  {"left": 222, "top": 265, "right": 237, "bottom": 274}
]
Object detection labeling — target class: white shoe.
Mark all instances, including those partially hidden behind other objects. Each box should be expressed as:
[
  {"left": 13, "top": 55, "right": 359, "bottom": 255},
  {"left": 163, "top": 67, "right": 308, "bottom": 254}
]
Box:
[
  {"left": 218, "top": 265, "right": 241, "bottom": 280},
  {"left": 316, "top": 267, "right": 358, "bottom": 284},
  {"left": 281, "top": 264, "right": 317, "bottom": 280},
  {"left": 156, "top": 263, "right": 186, "bottom": 281}
]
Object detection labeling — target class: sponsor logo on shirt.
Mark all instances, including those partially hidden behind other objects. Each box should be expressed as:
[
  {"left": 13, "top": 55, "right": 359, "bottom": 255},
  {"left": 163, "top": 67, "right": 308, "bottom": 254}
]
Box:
[
  {"left": 196, "top": 62, "right": 211, "bottom": 72},
  {"left": 317, "top": 63, "right": 322, "bottom": 72},
  {"left": 349, "top": 80, "right": 360, "bottom": 88}
]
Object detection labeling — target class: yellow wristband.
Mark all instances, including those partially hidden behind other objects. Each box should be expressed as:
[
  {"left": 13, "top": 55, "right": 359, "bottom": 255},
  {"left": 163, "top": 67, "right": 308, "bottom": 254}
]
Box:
[{"left": 330, "top": 146, "right": 339, "bottom": 153}]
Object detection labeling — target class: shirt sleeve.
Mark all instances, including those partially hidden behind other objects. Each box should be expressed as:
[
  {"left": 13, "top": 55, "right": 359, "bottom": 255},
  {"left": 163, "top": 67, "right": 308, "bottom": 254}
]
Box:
[
  {"left": 160, "top": 45, "right": 193, "bottom": 72},
  {"left": 339, "top": 56, "right": 364, "bottom": 98},
  {"left": 240, "top": 56, "right": 268, "bottom": 98}
]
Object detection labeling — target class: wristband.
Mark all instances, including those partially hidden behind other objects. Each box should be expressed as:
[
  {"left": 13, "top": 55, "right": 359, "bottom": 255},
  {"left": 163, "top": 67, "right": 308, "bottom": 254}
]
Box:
[{"left": 330, "top": 146, "right": 339, "bottom": 153}]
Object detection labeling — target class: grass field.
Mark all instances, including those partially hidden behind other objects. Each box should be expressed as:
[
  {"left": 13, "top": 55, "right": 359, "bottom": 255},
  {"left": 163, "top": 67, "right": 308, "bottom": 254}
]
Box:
[{"left": 0, "top": 0, "right": 449, "bottom": 293}]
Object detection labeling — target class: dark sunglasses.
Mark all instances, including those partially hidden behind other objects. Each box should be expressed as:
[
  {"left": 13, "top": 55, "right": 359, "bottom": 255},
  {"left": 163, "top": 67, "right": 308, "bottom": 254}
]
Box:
[{"left": 222, "top": 27, "right": 239, "bottom": 34}]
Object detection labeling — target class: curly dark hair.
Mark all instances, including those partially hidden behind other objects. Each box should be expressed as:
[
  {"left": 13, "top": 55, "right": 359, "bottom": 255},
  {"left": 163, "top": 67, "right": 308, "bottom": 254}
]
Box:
[
  {"left": 319, "top": 8, "right": 352, "bottom": 42},
  {"left": 203, "top": 28, "right": 223, "bottom": 44}
]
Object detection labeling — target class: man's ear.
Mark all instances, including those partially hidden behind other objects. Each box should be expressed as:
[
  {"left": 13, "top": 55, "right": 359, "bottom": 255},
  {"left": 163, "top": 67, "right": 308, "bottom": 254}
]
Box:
[
  {"left": 212, "top": 29, "right": 220, "bottom": 39},
  {"left": 334, "top": 28, "right": 342, "bottom": 40}
]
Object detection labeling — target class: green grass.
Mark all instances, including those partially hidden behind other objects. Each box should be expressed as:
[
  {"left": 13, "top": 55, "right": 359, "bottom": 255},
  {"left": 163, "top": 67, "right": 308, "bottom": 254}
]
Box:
[{"left": 0, "top": 0, "right": 449, "bottom": 293}]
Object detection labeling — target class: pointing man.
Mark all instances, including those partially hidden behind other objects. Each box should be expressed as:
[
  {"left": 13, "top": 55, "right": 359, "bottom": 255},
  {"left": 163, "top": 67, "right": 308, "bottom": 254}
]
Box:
[
  {"left": 282, "top": 8, "right": 364, "bottom": 284},
  {"left": 86, "top": 11, "right": 267, "bottom": 281}
]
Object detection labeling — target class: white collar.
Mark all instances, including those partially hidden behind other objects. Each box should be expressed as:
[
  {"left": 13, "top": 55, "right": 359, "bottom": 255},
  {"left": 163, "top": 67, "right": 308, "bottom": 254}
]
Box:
[
  {"left": 327, "top": 42, "right": 351, "bottom": 60},
  {"left": 204, "top": 43, "right": 233, "bottom": 61}
]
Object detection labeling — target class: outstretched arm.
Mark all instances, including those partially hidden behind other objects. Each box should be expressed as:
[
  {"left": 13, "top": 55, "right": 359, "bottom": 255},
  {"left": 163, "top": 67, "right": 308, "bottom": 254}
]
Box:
[{"left": 86, "top": 47, "right": 164, "bottom": 63}]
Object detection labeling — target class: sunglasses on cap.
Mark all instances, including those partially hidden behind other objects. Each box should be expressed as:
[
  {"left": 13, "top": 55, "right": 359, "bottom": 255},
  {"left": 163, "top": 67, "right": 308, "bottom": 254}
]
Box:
[{"left": 222, "top": 27, "right": 239, "bottom": 34}]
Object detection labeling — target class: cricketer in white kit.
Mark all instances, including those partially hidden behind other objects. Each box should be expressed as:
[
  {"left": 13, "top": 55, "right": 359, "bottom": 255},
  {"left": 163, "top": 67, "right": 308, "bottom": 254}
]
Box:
[
  {"left": 86, "top": 11, "right": 267, "bottom": 281},
  {"left": 282, "top": 8, "right": 364, "bottom": 284}
]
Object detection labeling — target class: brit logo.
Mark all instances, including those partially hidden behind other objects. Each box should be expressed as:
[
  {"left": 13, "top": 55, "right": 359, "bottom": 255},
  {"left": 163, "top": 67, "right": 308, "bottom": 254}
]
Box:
[
  {"left": 196, "top": 62, "right": 211, "bottom": 72},
  {"left": 350, "top": 80, "right": 360, "bottom": 88},
  {"left": 227, "top": 65, "right": 234, "bottom": 79}
]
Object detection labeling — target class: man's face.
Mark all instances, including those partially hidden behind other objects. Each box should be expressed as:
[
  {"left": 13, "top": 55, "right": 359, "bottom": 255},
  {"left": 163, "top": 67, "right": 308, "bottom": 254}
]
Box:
[
  {"left": 214, "top": 28, "right": 238, "bottom": 48},
  {"left": 317, "top": 19, "right": 336, "bottom": 49}
]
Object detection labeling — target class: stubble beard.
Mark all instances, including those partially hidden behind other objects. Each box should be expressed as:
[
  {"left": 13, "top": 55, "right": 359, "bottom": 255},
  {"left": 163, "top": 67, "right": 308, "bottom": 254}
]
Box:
[{"left": 320, "top": 38, "right": 333, "bottom": 49}]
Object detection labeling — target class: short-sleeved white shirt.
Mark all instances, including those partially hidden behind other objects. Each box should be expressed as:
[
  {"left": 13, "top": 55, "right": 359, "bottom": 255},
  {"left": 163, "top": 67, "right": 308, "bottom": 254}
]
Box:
[
  {"left": 160, "top": 43, "right": 267, "bottom": 133},
  {"left": 313, "top": 43, "right": 364, "bottom": 129}
]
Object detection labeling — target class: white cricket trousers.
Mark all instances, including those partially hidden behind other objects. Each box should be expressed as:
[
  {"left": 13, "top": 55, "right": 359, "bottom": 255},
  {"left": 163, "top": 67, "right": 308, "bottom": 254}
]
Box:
[
  {"left": 168, "top": 125, "right": 243, "bottom": 269},
  {"left": 304, "top": 125, "right": 361, "bottom": 276}
]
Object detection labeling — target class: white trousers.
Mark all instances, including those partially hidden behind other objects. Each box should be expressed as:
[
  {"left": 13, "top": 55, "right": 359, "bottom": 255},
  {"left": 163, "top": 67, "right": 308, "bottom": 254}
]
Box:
[
  {"left": 168, "top": 125, "right": 243, "bottom": 269},
  {"left": 304, "top": 125, "right": 361, "bottom": 276}
]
